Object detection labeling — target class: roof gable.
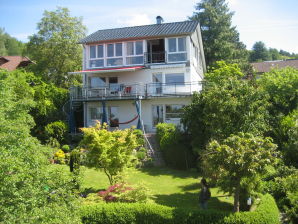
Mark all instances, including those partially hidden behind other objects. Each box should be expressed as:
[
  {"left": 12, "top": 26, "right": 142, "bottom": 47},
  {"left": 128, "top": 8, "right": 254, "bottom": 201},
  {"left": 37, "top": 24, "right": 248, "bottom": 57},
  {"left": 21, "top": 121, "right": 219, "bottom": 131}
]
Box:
[
  {"left": 79, "top": 20, "right": 199, "bottom": 44},
  {"left": 0, "top": 56, "right": 33, "bottom": 71}
]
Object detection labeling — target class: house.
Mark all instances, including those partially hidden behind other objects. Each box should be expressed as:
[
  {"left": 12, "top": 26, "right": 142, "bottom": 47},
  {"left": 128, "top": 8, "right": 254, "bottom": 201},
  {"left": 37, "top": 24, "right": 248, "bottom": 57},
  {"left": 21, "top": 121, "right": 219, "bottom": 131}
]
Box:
[
  {"left": 251, "top": 59, "right": 298, "bottom": 74},
  {"left": 68, "top": 16, "right": 206, "bottom": 133},
  {"left": 0, "top": 56, "right": 33, "bottom": 71}
]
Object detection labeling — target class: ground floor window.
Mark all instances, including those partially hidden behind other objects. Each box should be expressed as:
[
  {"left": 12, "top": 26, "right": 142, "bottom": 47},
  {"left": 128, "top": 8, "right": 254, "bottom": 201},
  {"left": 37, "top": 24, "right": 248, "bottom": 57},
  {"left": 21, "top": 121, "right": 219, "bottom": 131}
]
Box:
[
  {"left": 165, "top": 104, "right": 185, "bottom": 119},
  {"left": 90, "top": 107, "right": 102, "bottom": 120}
]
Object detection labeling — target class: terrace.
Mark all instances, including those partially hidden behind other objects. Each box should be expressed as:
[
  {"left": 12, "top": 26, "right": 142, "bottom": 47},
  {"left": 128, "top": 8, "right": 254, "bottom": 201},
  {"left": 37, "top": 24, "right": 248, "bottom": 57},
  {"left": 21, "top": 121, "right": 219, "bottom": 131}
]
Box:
[{"left": 70, "top": 81, "right": 202, "bottom": 101}]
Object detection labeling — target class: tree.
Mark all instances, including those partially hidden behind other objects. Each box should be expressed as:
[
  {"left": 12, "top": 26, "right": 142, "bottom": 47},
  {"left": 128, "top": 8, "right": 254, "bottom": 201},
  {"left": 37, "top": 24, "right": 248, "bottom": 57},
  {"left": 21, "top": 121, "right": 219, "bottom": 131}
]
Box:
[
  {"left": 202, "top": 133, "right": 277, "bottom": 212},
  {"left": 258, "top": 67, "right": 298, "bottom": 154},
  {"left": 269, "top": 48, "right": 281, "bottom": 61},
  {"left": 80, "top": 122, "right": 140, "bottom": 185},
  {"left": 26, "top": 7, "right": 86, "bottom": 87},
  {"left": 249, "top": 41, "right": 270, "bottom": 62},
  {"left": 0, "top": 28, "right": 24, "bottom": 56},
  {"left": 190, "top": 0, "right": 248, "bottom": 67},
  {"left": 0, "top": 69, "right": 80, "bottom": 223},
  {"left": 182, "top": 62, "right": 270, "bottom": 152}
]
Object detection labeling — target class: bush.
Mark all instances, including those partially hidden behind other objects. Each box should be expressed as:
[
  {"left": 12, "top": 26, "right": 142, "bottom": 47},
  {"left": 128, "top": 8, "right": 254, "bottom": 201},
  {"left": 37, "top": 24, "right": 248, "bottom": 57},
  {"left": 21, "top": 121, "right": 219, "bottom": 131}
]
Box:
[
  {"left": 54, "top": 149, "right": 66, "bottom": 164},
  {"left": 156, "top": 123, "right": 196, "bottom": 169},
  {"left": 80, "top": 194, "right": 279, "bottom": 224},
  {"left": 97, "top": 182, "right": 151, "bottom": 203},
  {"left": 262, "top": 165, "right": 298, "bottom": 223},
  {"left": 45, "top": 120, "right": 69, "bottom": 145}
]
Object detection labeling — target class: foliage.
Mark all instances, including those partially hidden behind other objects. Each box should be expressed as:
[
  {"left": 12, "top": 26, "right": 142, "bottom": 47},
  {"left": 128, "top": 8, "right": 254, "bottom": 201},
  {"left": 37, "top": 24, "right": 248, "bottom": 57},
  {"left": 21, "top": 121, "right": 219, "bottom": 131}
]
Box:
[
  {"left": 258, "top": 67, "right": 298, "bottom": 162},
  {"left": 26, "top": 7, "right": 86, "bottom": 87},
  {"left": 80, "top": 122, "right": 140, "bottom": 185},
  {"left": 190, "top": 0, "right": 248, "bottom": 67},
  {"left": 202, "top": 133, "right": 278, "bottom": 212},
  {"left": 261, "top": 165, "right": 298, "bottom": 223},
  {"left": 45, "top": 120, "right": 69, "bottom": 145},
  {"left": 54, "top": 149, "right": 66, "bottom": 164},
  {"left": 249, "top": 41, "right": 270, "bottom": 62},
  {"left": 156, "top": 123, "right": 196, "bottom": 169},
  {"left": 0, "top": 28, "right": 24, "bottom": 55},
  {"left": 80, "top": 194, "right": 278, "bottom": 224},
  {"left": 279, "top": 110, "right": 298, "bottom": 167},
  {"left": 0, "top": 69, "right": 80, "bottom": 223},
  {"left": 70, "top": 149, "right": 81, "bottom": 172},
  {"left": 258, "top": 67, "right": 298, "bottom": 116},
  {"left": 97, "top": 182, "right": 151, "bottom": 203},
  {"left": 183, "top": 62, "right": 270, "bottom": 152},
  {"left": 249, "top": 41, "right": 297, "bottom": 62},
  {"left": 29, "top": 78, "right": 69, "bottom": 143}
]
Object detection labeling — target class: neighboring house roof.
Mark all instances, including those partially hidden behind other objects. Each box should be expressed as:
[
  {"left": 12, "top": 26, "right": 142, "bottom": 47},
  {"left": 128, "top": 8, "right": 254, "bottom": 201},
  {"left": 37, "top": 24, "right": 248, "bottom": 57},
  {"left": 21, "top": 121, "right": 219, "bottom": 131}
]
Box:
[
  {"left": 79, "top": 20, "right": 199, "bottom": 44},
  {"left": 0, "top": 56, "right": 33, "bottom": 71},
  {"left": 251, "top": 59, "right": 298, "bottom": 73}
]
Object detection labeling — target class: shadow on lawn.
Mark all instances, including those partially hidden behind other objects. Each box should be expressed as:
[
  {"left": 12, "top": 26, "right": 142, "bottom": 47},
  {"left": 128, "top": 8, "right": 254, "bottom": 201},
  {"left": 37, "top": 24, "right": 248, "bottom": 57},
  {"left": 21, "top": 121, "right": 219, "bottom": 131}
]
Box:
[
  {"left": 139, "top": 167, "right": 199, "bottom": 179},
  {"left": 179, "top": 182, "right": 200, "bottom": 191},
  {"left": 154, "top": 192, "right": 233, "bottom": 211},
  {"left": 80, "top": 187, "right": 105, "bottom": 197}
]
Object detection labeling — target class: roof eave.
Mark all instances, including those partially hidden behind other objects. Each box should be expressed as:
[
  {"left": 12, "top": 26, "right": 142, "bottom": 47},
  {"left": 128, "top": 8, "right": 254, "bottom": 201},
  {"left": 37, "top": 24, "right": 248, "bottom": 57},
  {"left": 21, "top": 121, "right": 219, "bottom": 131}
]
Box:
[{"left": 78, "top": 32, "right": 193, "bottom": 45}]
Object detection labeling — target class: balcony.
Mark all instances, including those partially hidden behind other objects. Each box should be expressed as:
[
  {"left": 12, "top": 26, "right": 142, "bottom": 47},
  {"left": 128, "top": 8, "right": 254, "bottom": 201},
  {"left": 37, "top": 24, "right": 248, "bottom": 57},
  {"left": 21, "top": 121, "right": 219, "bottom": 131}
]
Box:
[
  {"left": 144, "top": 51, "right": 166, "bottom": 64},
  {"left": 70, "top": 82, "right": 202, "bottom": 101}
]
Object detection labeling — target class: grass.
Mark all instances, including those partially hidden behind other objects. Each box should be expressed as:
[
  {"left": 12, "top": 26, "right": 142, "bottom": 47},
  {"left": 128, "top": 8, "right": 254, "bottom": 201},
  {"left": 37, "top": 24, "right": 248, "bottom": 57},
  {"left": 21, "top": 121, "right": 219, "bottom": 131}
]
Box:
[{"left": 81, "top": 166, "right": 234, "bottom": 211}]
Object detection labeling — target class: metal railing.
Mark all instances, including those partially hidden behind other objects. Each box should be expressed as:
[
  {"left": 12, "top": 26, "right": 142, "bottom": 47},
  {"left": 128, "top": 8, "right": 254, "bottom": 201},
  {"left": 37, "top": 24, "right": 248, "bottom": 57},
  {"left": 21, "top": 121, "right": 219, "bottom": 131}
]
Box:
[
  {"left": 70, "top": 82, "right": 203, "bottom": 100},
  {"left": 144, "top": 51, "right": 166, "bottom": 64}
]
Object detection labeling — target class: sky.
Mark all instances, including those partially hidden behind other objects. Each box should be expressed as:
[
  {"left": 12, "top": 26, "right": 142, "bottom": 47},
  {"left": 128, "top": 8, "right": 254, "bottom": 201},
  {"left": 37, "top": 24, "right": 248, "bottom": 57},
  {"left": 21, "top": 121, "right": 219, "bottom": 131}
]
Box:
[{"left": 0, "top": 0, "right": 298, "bottom": 53}]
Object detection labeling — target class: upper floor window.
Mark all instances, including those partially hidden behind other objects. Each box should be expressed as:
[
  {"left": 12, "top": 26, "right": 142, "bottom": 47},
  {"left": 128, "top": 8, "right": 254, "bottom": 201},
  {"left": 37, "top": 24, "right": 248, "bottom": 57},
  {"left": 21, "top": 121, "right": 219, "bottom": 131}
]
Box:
[
  {"left": 126, "top": 41, "right": 144, "bottom": 65},
  {"left": 165, "top": 73, "right": 185, "bottom": 84},
  {"left": 107, "top": 43, "right": 123, "bottom": 67},
  {"left": 89, "top": 45, "right": 104, "bottom": 68},
  {"left": 167, "top": 37, "right": 187, "bottom": 62}
]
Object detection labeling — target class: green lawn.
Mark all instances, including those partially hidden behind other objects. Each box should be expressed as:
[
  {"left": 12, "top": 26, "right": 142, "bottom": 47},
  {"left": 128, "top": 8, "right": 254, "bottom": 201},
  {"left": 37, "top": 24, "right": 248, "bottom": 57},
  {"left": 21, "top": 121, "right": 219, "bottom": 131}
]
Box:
[{"left": 81, "top": 166, "right": 233, "bottom": 211}]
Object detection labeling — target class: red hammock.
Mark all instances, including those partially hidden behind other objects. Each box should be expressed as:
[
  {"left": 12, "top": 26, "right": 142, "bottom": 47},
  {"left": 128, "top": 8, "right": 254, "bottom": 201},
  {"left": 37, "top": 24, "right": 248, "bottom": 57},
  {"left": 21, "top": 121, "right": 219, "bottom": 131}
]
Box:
[{"left": 114, "top": 114, "right": 139, "bottom": 125}]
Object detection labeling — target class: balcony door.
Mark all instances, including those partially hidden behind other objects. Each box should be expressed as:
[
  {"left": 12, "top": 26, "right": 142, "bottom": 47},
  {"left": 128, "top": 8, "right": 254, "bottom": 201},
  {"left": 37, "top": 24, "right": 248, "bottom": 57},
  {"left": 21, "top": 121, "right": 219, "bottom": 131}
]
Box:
[
  {"left": 152, "top": 73, "right": 162, "bottom": 95},
  {"left": 147, "top": 39, "right": 165, "bottom": 63}
]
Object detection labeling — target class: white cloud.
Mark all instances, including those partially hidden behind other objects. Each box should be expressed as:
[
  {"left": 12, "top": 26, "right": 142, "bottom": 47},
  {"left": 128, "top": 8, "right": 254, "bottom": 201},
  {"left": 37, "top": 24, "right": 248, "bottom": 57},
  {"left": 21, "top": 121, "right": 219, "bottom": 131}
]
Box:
[
  {"left": 118, "top": 14, "right": 151, "bottom": 26},
  {"left": 11, "top": 33, "right": 30, "bottom": 42}
]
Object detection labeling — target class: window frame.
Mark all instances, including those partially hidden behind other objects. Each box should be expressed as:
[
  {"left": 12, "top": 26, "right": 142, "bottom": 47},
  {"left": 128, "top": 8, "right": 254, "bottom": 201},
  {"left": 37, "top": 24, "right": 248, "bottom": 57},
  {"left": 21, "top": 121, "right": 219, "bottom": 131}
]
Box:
[
  {"left": 125, "top": 40, "right": 144, "bottom": 66},
  {"left": 165, "top": 104, "right": 185, "bottom": 120},
  {"left": 165, "top": 73, "right": 185, "bottom": 85},
  {"left": 167, "top": 37, "right": 187, "bottom": 63},
  {"left": 89, "top": 44, "right": 105, "bottom": 68},
  {"left": 90, "top": 107, "right": 102, "bottom": 120},
  {"left": 106, "top": 42, "right": 123, "bottom": 67}
]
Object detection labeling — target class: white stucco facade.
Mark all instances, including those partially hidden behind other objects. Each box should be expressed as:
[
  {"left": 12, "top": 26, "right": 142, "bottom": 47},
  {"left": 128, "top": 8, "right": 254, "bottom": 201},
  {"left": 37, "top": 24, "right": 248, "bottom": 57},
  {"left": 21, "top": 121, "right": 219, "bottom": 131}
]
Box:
[{"left": 69, "top": 22, "right": 206, "bottom": 133}]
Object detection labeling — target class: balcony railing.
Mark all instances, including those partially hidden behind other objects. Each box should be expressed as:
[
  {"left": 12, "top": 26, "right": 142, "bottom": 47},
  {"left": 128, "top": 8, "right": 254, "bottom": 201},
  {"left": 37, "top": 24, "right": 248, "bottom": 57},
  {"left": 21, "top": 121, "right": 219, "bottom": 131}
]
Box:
[
  {"left": 144, "top": 51, "right": 166, "bottom": 64},
  {"left": 70, "top": 82, "right": 203, "bottom": 101}
]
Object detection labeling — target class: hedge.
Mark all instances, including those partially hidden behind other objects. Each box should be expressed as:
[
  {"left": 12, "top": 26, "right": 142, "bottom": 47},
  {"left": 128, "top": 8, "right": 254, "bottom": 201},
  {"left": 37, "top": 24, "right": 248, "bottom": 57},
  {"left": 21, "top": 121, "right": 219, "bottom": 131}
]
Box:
[{"left": 80, "top": 194, "right": 279, "bottom": 224}]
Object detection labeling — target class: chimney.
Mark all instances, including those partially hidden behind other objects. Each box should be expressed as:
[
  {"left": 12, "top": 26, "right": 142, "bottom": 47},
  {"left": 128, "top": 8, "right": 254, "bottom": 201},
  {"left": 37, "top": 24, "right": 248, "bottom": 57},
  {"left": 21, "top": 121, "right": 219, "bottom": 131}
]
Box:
[{"left": 156, "top": 16, "right": 164, "bottom": 24}]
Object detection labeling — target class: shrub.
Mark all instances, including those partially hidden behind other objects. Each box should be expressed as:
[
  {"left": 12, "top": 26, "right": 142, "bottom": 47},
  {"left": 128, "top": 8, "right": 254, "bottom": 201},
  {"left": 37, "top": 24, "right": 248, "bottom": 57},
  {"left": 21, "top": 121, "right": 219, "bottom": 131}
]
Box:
[
  {"left": 54, "top": 149, "right": 66, "bottom": 164},
  {"left": 62, "top": 144, "right": 71, "bottom": 153},
  {"left": 98, "top": 182, "right": 151, "bottom": 203},
  {"left": 262, "top": 165, "right": 298, "bottom": 223},
  {"left": 156, "top": 123, "right": 196, "bottom": 169},
  {"left": 80, "top": 194, "right": 279, "bottom": 224},
  {"left": 45, "top": 120, "right": 69, "bottom": 144}
]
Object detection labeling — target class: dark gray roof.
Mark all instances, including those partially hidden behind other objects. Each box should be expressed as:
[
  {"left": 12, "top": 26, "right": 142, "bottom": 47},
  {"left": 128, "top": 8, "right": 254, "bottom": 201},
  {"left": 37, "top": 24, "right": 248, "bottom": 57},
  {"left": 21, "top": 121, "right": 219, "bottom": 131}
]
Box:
[{"left": 79, "top": 20, "right": 199, "bottom": 44}]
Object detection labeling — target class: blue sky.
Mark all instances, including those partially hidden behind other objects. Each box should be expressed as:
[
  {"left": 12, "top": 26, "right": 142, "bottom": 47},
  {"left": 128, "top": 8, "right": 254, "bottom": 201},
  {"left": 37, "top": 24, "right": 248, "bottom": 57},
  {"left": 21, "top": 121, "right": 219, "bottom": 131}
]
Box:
[{"left": 1, "top": 0, "right": 298, "bottom": 53}]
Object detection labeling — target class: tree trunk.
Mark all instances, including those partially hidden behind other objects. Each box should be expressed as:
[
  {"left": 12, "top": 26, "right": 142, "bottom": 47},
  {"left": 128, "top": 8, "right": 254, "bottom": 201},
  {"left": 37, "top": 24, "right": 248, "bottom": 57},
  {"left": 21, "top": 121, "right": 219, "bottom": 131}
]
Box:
[
  {"left": 104, "top": 169, "right": 113, "bottom": 185},
  {"left": 234, "top": 181, "right": 240, "bottom": 212}
]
